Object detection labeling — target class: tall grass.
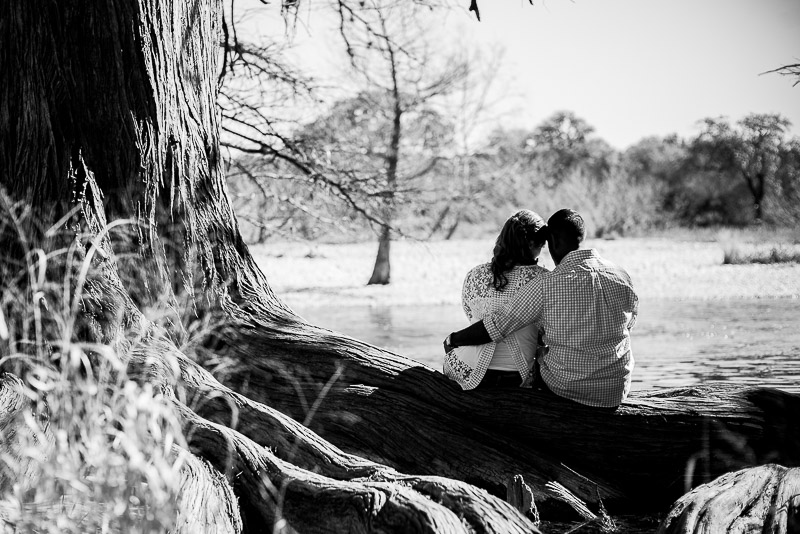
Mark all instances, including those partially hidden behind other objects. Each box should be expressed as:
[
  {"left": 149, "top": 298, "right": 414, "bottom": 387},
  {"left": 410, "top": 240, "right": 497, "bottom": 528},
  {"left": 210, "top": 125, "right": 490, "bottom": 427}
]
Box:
[
  {"left": 0, "top": 198, "right": 187, "bottom": 532},
  {"left": 0, "top": 363, "right": 185, "bottom": 533},
  {"left": 717, "top": 228, "right": 800, "bottom": 265}
]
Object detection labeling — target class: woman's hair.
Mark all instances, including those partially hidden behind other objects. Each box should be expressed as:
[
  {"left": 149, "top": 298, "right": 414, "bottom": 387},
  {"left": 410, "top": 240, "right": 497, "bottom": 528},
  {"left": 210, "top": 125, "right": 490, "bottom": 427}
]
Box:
[{"left": 490, "top": 209, "right": 547, "bottom": 290}]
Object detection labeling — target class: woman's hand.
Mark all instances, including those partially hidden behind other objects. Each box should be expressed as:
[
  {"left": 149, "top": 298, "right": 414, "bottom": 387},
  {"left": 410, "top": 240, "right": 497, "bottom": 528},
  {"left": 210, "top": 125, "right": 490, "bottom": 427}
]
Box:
[{"left": 443, "top": 334, "right": 456, "bottom": 354}]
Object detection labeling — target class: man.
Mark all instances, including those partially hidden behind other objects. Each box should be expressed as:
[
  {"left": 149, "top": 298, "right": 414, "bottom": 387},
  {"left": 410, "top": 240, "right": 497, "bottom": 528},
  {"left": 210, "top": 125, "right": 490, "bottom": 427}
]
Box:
[{"left": 444, "top": 209, "right": 638, "bottom": 408}]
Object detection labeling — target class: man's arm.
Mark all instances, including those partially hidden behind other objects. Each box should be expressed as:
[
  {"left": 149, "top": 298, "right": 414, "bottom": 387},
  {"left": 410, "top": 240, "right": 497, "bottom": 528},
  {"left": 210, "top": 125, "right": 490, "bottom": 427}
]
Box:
[
  {"left": 443, "top": 320, "right": 492, "bottom": 353},
  {"left": 443, "top": 277, "right": 545, "bottom": 353},
  {"left": 483, "top": 277, "right": 544, "bottom": 341}
]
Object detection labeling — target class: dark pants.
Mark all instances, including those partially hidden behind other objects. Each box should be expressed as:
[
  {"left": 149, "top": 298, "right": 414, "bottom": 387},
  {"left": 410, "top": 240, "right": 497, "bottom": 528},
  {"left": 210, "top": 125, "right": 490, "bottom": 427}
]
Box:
[
  {"left": 474, "top": 370, "right": 521, "bottom": 389},
  {"left": 478, "top": 361, "right": 619, "bottom": 412}
]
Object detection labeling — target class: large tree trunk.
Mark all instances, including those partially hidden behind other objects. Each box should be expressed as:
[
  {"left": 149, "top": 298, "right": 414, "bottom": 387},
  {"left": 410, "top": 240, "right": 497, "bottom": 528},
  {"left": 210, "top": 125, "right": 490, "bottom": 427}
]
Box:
[
  {"left": 367, "top": 44, "right": 401, "bottom": 287},
  {"left": 0, "top": 1, "right": 538, "bottom": 531},
  {"left": 1, "top": 0, "right": 799, "bottom": 532}
]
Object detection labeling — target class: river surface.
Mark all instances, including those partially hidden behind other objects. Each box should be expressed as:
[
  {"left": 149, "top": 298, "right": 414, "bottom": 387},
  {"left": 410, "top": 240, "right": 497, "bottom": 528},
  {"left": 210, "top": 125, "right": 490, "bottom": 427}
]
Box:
[{"left": 295, "top": 297, "right": 800, "bottom": 394}]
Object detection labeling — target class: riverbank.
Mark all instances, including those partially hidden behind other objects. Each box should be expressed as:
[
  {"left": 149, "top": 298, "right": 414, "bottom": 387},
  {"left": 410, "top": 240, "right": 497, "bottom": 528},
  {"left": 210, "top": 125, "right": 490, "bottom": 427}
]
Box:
[{"left": 251, "top": 236, "right": 800, "bottom": 310}]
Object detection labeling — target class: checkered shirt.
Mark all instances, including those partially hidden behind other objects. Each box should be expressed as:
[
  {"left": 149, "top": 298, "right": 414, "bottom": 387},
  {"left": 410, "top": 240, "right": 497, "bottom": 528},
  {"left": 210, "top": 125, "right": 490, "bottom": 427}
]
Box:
[{"left": 483, "top": 249, "right": 638, "bottom": 407}]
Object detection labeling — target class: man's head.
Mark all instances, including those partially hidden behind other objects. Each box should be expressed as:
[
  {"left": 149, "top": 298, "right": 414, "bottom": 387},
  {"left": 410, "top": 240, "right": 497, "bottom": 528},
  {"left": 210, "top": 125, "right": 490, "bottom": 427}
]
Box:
[{"left": 547, "top": 209, "right": 585, "bottom": 264}]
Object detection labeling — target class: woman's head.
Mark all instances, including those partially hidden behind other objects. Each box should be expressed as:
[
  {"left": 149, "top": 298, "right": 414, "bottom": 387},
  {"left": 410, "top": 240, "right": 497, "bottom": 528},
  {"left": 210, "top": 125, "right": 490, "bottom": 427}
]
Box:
[{"left": 491, "top": 210, "right": 547, "bottom": 290}]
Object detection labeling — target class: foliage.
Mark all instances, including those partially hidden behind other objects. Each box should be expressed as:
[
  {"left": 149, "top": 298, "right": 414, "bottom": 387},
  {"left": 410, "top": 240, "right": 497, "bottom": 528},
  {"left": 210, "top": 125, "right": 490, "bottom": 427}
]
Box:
[
  {"left": 529, "top": 111, "right": 615, "bottom": 184},
  {"left": 226, "top": 89, "right": 456, "bottom": 243},
  {"left": 297, "top": 91, "right": 454, "bottom": 206},
  {"left": 225, "top": 68, "right": 800, "bottom": 242},
  {"left": 689, "top": 113, "right": 798, "bottom": 223}
]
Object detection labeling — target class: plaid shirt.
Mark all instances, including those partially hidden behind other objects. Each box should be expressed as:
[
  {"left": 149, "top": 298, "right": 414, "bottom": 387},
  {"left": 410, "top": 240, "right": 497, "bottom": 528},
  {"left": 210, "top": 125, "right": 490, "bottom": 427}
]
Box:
[{"left": 483, "top": 249, "right": 638, "bottom": 407}]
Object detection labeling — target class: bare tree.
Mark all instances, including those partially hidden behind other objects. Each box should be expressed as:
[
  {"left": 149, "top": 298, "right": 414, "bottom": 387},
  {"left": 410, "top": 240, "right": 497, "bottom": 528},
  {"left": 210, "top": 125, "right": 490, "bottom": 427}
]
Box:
[
  {"left": 764, "top": 62, "right": 800, "bottom": 86},
  {"left": 330, "top": 0, "right": 468, "bottom": 284},
  {"left": 426, "top": 44, "right": 510, "bottom": 239}
]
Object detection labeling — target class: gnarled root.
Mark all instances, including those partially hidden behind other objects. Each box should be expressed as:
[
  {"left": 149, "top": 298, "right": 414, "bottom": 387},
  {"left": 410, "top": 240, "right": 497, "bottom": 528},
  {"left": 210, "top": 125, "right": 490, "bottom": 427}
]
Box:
[
  {"left": 130, "top": 333, "right": 540, "bottom": 533},
  {"left": 657, "top": 464, "right": 800, "bottom": 533}
]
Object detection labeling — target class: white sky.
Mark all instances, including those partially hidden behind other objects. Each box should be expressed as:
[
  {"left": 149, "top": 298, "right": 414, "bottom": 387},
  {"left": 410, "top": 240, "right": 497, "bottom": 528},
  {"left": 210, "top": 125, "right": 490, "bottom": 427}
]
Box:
[{"left": 243, "top": 0, "right": 800, "bottom": 150}]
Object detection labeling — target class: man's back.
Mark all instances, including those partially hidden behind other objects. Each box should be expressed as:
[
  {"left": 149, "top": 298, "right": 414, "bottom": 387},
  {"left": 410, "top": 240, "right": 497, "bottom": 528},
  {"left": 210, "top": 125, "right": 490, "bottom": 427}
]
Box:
[
  {"left": 537, "top": 249, "right": 638, "bottom": 407},
  {"left": 483, "top": 248, "right": 638, "bottom": 407}
]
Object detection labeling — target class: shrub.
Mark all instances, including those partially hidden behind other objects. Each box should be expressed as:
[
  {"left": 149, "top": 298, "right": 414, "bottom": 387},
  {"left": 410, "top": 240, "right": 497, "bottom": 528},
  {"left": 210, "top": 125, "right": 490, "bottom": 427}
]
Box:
[{"left": 718, "top": 229, "right": 800, "bottom": 265}]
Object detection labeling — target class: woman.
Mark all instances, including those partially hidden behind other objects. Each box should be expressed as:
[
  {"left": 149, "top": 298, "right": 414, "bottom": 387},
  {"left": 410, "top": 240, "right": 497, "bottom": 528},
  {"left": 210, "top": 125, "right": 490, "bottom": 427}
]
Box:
[{"left": 443, "top": 210, "right": 548, "bottom": 390}]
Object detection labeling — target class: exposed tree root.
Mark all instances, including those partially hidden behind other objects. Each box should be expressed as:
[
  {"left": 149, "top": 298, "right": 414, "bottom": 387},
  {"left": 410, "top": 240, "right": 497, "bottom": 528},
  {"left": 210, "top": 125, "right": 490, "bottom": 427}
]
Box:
[
  {"left": 174, "top": 447, "right": 243, "bottom": 534},
  {"left": 129, "top": 329, "right": 541, "bottom": 533},
  {"left": 200, "top": 318, "right": 800, "bottom": 514},
  {"left": 658, "top": 464, "right": 800, "bottom": 533}
]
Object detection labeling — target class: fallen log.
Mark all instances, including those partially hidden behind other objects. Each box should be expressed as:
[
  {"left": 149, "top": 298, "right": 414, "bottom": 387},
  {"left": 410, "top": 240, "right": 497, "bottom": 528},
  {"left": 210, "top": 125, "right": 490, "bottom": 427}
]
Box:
[
  {"left": 206, "top": 319, "right": 800, "bottom": 515},
  {"left": 657, "top": 464, "right": 800, "bottom": 533}
]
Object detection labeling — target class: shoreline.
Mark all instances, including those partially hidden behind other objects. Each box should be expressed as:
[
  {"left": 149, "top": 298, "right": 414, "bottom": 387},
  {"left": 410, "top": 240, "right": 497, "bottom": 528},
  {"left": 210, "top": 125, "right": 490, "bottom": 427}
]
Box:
[{"left": 251, "top": 236, "right": 800, "bottom": 310}]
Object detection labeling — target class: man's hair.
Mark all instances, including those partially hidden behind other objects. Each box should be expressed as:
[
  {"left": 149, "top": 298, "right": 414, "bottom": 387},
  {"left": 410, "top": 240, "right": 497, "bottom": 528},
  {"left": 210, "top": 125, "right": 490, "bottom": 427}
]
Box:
[{"left": 547, "top": 209, "right": 585, "bottom": 247}]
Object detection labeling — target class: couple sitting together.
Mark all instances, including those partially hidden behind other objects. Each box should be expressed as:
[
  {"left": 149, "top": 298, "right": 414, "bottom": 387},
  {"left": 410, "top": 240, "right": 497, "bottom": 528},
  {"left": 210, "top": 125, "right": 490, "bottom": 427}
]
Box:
[{"left": 443, "top": 208, "right": 638, "bottom": 410}]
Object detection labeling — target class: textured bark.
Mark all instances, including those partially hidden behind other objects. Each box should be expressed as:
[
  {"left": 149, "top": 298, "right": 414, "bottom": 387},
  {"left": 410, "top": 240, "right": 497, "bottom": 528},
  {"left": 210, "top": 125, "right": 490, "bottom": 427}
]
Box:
[
  {"left": 174, "top": 451, "right": 244, "bottom": 534},
  {"left": 367, "top": 226, "right": 391, "bottom": 285},
  {"left": 657, "top": 464, "right": 800, "bottom": 533},
  {"left": 204, "top": 324, "right": 800, "bottom": 513}
]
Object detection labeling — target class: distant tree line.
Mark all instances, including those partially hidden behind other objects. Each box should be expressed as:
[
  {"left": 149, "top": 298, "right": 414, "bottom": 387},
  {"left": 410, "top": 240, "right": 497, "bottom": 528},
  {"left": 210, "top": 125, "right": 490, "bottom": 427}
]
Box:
[
  {"left": 220, "top": 1, "right": 799, "bottom": 289},
  {"left": 228, "top": 107, "right": 800, "bottom": 242}
]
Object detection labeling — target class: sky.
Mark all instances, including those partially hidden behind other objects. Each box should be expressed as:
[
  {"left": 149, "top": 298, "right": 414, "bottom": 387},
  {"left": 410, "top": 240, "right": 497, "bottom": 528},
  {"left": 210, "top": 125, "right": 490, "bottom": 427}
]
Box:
[{"left": 243, "top": 0, "right": 800, "bottom": 150}]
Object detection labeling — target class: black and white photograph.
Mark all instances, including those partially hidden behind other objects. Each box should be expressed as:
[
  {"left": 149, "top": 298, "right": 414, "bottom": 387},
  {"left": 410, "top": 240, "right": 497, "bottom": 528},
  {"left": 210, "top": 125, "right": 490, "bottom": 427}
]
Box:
[{"left": 1, "top": 0, "right": 798, "bottom": 532}]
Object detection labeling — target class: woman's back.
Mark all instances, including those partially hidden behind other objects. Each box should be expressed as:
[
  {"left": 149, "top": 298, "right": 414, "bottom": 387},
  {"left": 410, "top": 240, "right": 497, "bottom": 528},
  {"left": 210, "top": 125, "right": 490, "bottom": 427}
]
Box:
[{"left": 444, "top": 262, "right": 547, "bottom": 389}]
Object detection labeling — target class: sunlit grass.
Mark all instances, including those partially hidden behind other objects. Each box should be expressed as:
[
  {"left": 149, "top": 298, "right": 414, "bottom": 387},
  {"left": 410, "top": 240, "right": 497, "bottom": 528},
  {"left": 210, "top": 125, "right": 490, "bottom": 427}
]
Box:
[
  {"left": 722, "top": 244, "right": 800, "bottom": 265},
  {"left": 0, "top": 364, "right": 185, "bottom": 534},
  {"left": 717, "top": 228, "right": 800, "bottom": 265},
  {"left": 0, "top": 197, "right": 187, "bottom": 533}
]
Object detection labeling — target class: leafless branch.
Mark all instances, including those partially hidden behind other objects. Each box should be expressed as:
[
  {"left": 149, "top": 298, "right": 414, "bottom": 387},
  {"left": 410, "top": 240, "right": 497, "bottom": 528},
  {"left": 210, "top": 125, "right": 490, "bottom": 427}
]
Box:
[{"left": 763, "top": 63, "right": 800, "bottom": 87}]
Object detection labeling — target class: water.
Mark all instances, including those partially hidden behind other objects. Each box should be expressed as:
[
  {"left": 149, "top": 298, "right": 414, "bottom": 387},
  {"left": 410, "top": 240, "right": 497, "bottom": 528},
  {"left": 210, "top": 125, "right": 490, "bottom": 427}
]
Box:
[{"left": 295, "top": 298, "right": 800, "bottom": 394}]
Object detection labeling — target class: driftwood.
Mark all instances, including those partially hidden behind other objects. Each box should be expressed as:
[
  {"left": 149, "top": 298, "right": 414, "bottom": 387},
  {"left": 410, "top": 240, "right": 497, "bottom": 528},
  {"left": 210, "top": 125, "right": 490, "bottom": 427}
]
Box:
[
  {"left": 657, "top": 464, "right": 800, "bottom": 533},
  {"left": 1, "top": 0, "right": 799, "bottom": 531}
]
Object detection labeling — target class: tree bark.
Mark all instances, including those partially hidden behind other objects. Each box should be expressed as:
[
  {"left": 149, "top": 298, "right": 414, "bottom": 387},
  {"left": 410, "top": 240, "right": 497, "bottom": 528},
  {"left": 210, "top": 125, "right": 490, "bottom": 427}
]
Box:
[
  {"left": 657, "top": 464, "right": 800, "bottom": 533},
  {"left": 2, "top": 0, "right": 799, "bottom": 532},
  {"left": 0, "top": 1, "right": 537, "bottom": 531},
  {"left": 367, "top": 225, "right": 391, "bottom": 285},
  {"left": 203, "top": 326, "right": 800, "bottom": 514}
]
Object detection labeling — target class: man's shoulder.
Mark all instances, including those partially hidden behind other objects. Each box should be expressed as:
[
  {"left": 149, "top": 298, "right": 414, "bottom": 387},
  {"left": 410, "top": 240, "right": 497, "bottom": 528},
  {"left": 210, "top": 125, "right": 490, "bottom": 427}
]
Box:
[
  {"left": 585, "top": 249, "right": 630, "bottom": 272},
  {"left": 557, "top": 249, "right": 635, "bottom": 287}
]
